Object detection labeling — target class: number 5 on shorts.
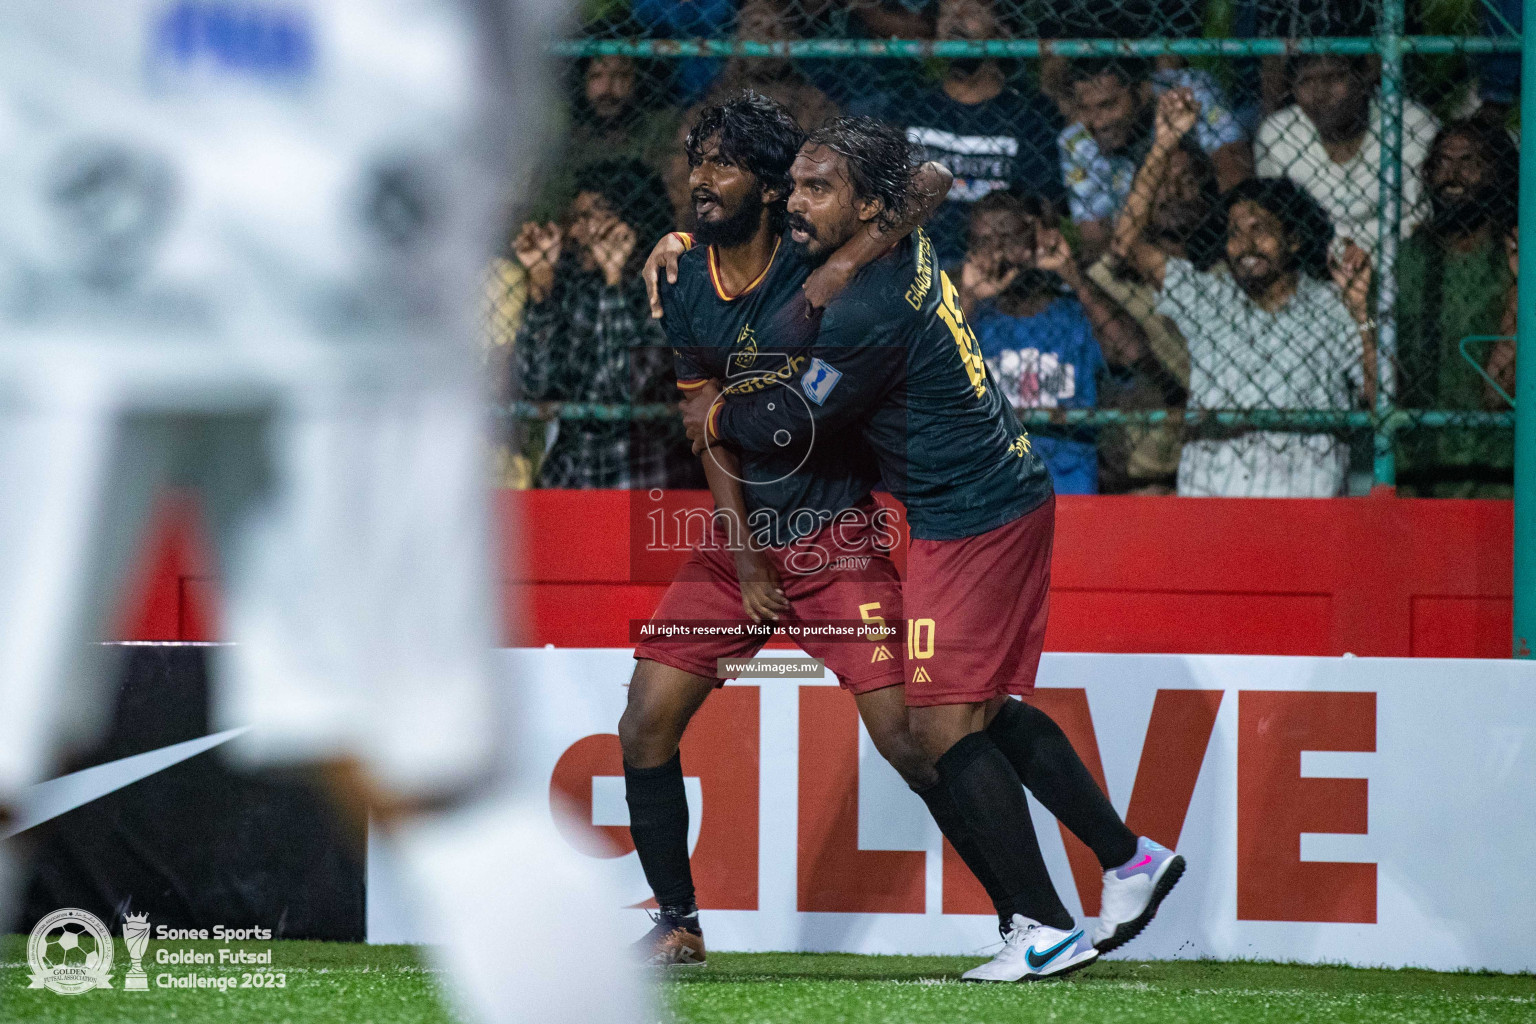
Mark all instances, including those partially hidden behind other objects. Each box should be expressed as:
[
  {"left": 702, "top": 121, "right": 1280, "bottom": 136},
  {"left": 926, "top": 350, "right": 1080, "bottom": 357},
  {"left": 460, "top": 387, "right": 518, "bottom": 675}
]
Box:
[{"left": 859, "top": 602, "right": 893, "bottom": 642}]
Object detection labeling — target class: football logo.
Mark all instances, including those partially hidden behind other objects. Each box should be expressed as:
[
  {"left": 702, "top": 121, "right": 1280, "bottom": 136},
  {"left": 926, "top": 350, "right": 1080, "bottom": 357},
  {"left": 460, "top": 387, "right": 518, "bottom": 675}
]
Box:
[{"left": 27, "top": 908, "right": 114, "bottom": 995}]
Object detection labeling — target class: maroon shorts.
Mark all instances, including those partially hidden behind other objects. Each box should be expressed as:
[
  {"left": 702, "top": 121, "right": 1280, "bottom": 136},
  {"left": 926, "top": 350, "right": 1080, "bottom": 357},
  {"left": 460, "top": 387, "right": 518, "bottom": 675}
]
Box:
[
  {"left": 634, "top": 504, "right": 905, "bottom": 694},
  {"left": 904, "top": 496, "right": 1054, "bottom": 707}
]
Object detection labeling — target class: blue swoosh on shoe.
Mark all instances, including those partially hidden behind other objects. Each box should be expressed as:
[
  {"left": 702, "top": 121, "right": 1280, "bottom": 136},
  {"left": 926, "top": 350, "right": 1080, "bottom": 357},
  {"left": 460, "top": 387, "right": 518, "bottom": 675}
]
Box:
[{"left": 1025, "top": 931, "right": 1082, "bottom": 971}]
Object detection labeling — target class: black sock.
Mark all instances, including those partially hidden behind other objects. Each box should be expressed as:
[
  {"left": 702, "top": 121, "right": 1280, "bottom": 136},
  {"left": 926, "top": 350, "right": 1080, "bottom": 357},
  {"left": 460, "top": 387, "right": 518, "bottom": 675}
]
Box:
[
  {"left": 935, "top": 731, "right": 1073, "bottom": 931},
  {"left": 988, "top": 699, "right": 1139, "bottom": 870},
  {"left": 915, "top": 779, "right": 1010, "bottom": 922},
  {"left": 624, "top": 753, "right": 697, "bottom": 912}
]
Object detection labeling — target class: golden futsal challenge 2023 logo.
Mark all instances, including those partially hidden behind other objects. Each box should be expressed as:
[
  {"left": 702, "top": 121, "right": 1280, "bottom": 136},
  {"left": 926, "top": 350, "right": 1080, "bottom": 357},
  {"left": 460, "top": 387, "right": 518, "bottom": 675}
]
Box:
[{"left": 26, "top": 908, "right": 280, "bottom": 995}]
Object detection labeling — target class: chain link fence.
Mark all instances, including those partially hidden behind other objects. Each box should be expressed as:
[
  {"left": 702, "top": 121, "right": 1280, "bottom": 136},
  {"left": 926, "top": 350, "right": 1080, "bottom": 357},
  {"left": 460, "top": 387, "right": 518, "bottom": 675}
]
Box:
[{"left": 487, "top": 0, "right": 1519, "bottom": 497}]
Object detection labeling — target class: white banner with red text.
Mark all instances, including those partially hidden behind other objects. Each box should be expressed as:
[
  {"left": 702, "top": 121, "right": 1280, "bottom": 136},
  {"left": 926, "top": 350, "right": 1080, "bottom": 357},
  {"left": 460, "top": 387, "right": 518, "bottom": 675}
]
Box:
[{"left": 368, "top": 650, "right": 1536, "bottom": 972}]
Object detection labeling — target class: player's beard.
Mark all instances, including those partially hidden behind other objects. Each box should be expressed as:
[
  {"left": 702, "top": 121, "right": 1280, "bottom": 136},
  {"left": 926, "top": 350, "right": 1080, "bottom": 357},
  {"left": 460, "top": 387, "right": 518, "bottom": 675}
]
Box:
[
  {"left": 785, "top": 212, "right": 841, "bottom": 267},
  {"left": 694, "top": 189, "right": 766, "bottom": 248}
]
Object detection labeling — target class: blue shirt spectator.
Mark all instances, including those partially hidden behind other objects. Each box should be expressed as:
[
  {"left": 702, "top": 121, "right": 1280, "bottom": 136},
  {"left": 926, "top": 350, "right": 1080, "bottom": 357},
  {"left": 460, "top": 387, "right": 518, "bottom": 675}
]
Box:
[
  {"left": 956, "top": 191, "right": 1150, "bottom": 495},
  {"left": 973, "top": 297, "right": 1105, "bottom": 494}
]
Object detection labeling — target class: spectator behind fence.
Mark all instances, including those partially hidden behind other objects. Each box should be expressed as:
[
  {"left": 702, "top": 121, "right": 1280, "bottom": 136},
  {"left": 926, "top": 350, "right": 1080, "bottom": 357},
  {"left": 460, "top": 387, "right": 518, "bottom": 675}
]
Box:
[
  {"left": 1089, "top": 133, "right": 1223, "bottom": 492},
  {"left": 875, "top": 0, "right": 1062, "bottom": 268},
  {"left": 1256, "top": 55, "right": 1438, "bottom": 257},
  {"left": 629, "top": 0, "right": 736, "bottom": 101},
  {"left": 958, "top": 192, "right": 1148, "bottom": 494},
  {"left": 1035, "top": 0, "right": 1208, "bottom": 115},
  {"left": 1233, "top": 0, "right": 1381, "bottom": 116},
  {"left": 1060, "top": 59, "right": 1251, "bottom": 262},
  {"left": 1396, "top": 120, "right": 1519, "bottom": 497},
  {"left": 532, "top": 54, "right": 682, "bottom": 221},
  {"left": 701, "top": 0, "right": 839, "bottom": 139},
  {"left": 1113, "top": 91, "right": 1381, "bottom": 498},
  {"left": 512, "top": 160, "right": 698, "bottom": 489}
]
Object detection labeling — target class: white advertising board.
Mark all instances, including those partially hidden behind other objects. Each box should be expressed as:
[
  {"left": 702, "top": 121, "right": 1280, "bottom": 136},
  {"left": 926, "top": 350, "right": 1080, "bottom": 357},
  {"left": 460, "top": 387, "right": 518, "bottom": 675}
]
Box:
[{"left": 369, "top": 650, "right": 1536, "bottom": 972}]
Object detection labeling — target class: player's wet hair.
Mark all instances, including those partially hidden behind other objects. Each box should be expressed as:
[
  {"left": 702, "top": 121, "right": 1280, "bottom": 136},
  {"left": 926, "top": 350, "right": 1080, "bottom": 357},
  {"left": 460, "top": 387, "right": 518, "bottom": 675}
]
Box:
[
  {"left": 1193, "top": 176, "right": 1335, "bottom": 280},
  {"left": 803, "top": 116, "right": 920, "bottom": 231},
  {"left": 685, "top": 90, "right": 804, "bottom": 231}
]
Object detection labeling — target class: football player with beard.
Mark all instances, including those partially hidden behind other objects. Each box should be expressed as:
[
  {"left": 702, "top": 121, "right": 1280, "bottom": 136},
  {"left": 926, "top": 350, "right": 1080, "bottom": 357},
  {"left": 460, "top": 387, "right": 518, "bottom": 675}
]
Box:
[
  {"left": 680, "top": 116, "right": 1185, "bottom": 982},
  {"left": 621, "top": 92, "right": 1001, "bottom": 967}
]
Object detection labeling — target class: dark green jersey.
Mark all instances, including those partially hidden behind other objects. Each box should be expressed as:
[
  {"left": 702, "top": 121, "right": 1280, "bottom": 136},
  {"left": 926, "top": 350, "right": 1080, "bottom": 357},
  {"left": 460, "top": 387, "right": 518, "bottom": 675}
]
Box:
[
  {"left": 660, "top": 236, "right": 882, "bottom": 547},
  {"left": 714, "top": 230, "right": 1054, "bottom": 541}
]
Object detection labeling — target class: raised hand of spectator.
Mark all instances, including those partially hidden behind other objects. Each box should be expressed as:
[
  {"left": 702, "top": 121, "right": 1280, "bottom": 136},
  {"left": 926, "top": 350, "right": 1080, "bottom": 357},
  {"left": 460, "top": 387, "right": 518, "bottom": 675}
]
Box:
[
  {"left": 1032, "top": 227, "right": 1076, "bottom": 279},
  {"left": 1153, "top": 87, "right": 1200, "bottom": 151},
  {"left": 591, "top": 217, "right": 638, "bottom": 287},
  {"left": 514, "top": 221, "right": 562, "bottom": 303},
  {"left": 1330, "top": 241, "right": 1373, "bottom": 324},
  {"left": 960, "top": 249, "right": 1019, "bottom": 314}
]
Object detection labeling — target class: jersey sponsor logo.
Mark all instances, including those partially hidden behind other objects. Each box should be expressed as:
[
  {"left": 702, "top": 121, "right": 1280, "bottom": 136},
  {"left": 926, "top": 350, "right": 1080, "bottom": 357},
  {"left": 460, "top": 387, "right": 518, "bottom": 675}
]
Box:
[
  {"left": 911, "top": 666, "right": 932, "bottom": 684},
  {"left": 725, "top": 354, "right": 806, "bottom": 395},
  {"left": 151, "top": 1, "right": 316, "bottom": 85},
  {"left": 801, "top": 358, "right": 842, "bottom": 405},
  {"left": 870, "top": 645, "right": 894, "bottom": 663},
  {"left": 1008, "top": 432, "right": 1032, "bottom": 458}
]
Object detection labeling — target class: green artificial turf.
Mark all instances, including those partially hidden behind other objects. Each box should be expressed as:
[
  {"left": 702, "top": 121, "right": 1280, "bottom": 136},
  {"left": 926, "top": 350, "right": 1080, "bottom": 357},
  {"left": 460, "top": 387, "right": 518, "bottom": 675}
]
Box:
[{"left": 3, "top": 937, "right": 1533, "bottom": 1024}]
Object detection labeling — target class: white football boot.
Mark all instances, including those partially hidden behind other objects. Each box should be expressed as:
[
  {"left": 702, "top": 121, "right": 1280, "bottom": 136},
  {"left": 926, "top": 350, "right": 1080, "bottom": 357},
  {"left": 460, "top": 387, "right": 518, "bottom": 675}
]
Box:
[
  {"left": 961, "top": 915, "right": 1099, "bottom": 982},
  {"left": 1093, "top": 836, "right": 1186, "bottom": 953}
]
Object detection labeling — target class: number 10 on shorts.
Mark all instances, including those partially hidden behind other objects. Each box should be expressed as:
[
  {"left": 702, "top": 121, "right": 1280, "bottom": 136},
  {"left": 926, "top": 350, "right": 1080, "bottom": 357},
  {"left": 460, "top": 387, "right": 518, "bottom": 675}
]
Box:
[{"left": 908, "top": 618, "right": 934, "bottom": 660}]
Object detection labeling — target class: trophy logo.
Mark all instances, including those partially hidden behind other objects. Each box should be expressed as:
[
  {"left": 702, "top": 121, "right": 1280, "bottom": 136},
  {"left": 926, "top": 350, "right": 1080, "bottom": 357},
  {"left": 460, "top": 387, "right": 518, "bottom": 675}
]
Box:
[
  {"left": 122, "top": 912, "right": 151, "bottom": 991},
  {"left": 26, "top": 908, "right": 114, "bottom": 995}
]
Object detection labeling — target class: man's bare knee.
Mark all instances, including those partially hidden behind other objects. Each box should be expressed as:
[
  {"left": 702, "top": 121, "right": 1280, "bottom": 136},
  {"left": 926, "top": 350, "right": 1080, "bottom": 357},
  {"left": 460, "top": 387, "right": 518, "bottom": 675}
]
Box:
[
  {"left": 863, "top": 720, "right": 937, "bottom": 789},
  {"left": 618, "top": 660, "right": 715, "bottom": 768},
  {"left": 910, "top": 703, "right": 985, "bottom": 762}
]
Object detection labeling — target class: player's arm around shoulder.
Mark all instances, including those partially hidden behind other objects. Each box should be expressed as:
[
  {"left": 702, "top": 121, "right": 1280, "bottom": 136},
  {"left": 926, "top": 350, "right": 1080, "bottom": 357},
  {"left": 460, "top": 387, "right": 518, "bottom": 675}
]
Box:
[
  {"left": 712, "top": 291, "right": 901, "bottom": 454},
  {"left": 644, "top": 230, "right": 698, "bottom": 318}
]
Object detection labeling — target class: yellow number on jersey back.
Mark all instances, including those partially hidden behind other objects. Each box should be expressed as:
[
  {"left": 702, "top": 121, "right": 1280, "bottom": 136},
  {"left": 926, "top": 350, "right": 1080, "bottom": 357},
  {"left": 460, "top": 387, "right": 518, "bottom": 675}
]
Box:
[{"left": 934, "top": 271, "right": 988, "bottom": 399}]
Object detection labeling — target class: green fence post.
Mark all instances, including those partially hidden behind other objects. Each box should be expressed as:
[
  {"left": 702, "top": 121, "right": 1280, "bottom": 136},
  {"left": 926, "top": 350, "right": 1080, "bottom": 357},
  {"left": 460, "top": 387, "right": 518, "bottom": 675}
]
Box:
[
  {"left": 1373, "top": 0, "right": 1405, "bottom": 490},
  {"left": 1516, "top": 0, "right": 1536, "bottom": 658}
]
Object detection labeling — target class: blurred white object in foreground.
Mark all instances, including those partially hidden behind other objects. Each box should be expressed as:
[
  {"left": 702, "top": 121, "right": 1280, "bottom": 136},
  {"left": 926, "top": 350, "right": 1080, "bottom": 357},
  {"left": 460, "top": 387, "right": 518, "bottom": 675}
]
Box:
[{"left": 0, "top": 2, "right": 647, "bottom": 1021}]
